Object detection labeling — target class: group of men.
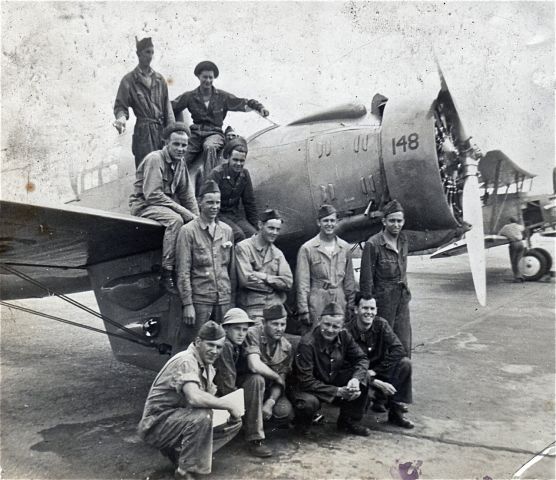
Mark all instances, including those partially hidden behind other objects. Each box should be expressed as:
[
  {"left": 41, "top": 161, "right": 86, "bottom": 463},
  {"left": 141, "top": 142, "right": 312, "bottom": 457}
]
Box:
[{"left": 118, "top": 37, "right": 416, "bottom": 480}]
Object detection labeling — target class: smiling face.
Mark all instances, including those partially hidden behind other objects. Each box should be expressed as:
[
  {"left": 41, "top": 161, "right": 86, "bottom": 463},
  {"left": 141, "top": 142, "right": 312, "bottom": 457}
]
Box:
[
  {"left": 382, "top": 211, "right": 405, "bottom": 237},
  {"left": 197, "top": 70, "right": 215, "bottom": 89},
  {"left": 317, "top": 212, "right": 337, "bottom": 236},
  {"left": 166, "top": 132, "right": 188, "bottom": 161},
  {"left": 355, "top": 297, "right": 377, "bottom": 330},
  {"left": 199, "top": 192, "right": 221, "bottom": 222},
  {"left": 195, "top": 337, "right": 226, "bottom": 364},
  {"left": 229, "top": 149, "right": 247, "bottom": 174},
  {"left": 319, "top": 315, "right": 344, "bottom": 342},
  {"left": 225, "top": 324, "right": 251, "bottom": 346},
  {"left": 259, "top": 218, "right": 282, "bottom": 244}
]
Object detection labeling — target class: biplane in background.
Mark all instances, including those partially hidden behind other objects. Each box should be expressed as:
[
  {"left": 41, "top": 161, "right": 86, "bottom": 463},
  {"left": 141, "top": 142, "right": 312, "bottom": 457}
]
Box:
[
  {"left": 0, "top": 68, "right": 551, "bottom": 371},
  {"left": 431, "top": 150, "right": 555, "bottom": 281}
]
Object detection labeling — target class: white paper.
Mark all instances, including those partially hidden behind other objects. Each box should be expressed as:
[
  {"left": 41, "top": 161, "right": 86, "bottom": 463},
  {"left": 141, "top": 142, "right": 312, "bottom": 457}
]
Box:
[{"left": 212, "top": 388, "right": 245, "bottom": 427}]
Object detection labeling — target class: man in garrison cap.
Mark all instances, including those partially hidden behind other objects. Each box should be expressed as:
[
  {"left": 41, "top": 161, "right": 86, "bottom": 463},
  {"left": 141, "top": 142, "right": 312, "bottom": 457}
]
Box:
[
  {"left": 114, "top": 37, "right": 175, "bottom": 168},
  {"left": 235, "top": 209, "right": 293, "bottom": 325},
  {"left": 208, "top": 137, "right": 259, "bottom": 243},
  {"left": 295, "top": 204, "right": 356, "bottom": 334},
  {"left": 359, "top": 199, "right": 412, "bottom": 362},
  {"left": 176, "top": 180, "right": 235, "bottom": 340},
  {"left": 171, "top": 61, "right": 269, "bottom": 186},
  {"left": 129, "top": 122, "right": 199, "bottom": 294},
  {"left": 138, "top": 321, "right": 242, "bottom": 480},
  {"left": 288, "top": 302, "right": 371, "bottom": 437}
]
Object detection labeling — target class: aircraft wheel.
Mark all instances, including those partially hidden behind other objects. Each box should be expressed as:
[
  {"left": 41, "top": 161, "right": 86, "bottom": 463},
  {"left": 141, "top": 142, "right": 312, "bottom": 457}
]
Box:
[
  {"left": 531, "top": 247, "right": 553, "bottom": 273},
  {"left": 519, "top": 249, "right": 549, "bottom": 281}
]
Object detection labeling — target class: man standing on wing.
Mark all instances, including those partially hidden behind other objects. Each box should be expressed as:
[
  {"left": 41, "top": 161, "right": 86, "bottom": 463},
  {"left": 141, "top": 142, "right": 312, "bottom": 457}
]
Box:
[
  {"left": 138, "top": 321, "right": 242, "bottom": 480},
  {"left": 129, "top": 122, "right": 198, "bottom": 293},
  {"left": 114, "top": 37, "right": 175, "bottom": 168},
  {"left": 235, "top": 209, "right": 293, "bottom": 325},
  {"left": 360, "top": 199, "right": 412, "bottom": 357},
  {"left": 296, "top": 204, "right": 356, "bottom": 334}
]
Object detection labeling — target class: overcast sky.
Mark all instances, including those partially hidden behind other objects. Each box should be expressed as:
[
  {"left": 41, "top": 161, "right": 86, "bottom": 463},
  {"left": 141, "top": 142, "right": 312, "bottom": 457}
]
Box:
[{"left": 1, "top": 1, "right": 554, "bottom": 203}]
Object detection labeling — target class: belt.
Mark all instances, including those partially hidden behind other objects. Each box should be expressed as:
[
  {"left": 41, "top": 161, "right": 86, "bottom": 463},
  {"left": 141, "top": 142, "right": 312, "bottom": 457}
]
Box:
[
  {"left": 312, "top": 280, "right": 339, "bottom": 290},
  {"left": 136, "top": 117, "right": 163, "bottom": 125}
]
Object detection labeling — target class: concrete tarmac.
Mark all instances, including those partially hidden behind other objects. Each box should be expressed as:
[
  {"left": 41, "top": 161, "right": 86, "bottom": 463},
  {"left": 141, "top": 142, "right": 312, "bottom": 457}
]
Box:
[{"left": 1, "top": 239, "right": 555, "bottom": 479}]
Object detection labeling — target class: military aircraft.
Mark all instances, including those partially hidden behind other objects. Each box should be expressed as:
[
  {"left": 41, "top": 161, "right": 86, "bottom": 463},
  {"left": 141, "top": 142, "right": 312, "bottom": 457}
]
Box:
[{"left": 0, "top": 67, "right": 547, "bottom": 371}]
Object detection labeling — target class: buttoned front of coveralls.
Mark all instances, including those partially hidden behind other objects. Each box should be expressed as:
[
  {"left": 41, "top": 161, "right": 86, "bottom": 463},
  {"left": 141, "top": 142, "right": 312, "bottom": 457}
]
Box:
[
  {"left": 296, "top": 235, "right": 356, "bottom": 330},
  {"left": 114, "top": 66, "right": 175, "bottom": 167},
  {"left": 176, "top": 219, "right": 235, "bottom": 339},
  {"left": 360, "top": 231, "right": 412, "bottom": 357}
]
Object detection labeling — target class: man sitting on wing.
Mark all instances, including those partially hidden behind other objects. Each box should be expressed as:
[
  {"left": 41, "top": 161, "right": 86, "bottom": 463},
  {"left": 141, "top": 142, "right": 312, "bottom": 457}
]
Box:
[
  {"left": 172, "top": 61, "right": 269, "bottom": 185},
  {"left": 208, "top": 137, "right": 258, "bottom": 243},
  {"left": 289, "top": 302, "right": 371, "bottom": 437},
  {"left": 347, "top": 292, "right": 414, "bottom": 429},
  {"left": 129, "top": 122, "right": 198, "bottom": 293},
  {"left": 138, "top": 321, "right": 242, "bottom": 480}
]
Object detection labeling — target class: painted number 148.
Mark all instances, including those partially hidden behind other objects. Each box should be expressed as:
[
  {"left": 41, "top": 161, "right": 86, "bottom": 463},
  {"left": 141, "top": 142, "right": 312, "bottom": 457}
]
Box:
[{"left": 391, "top": 133, "right": 419, "bottom": 155}]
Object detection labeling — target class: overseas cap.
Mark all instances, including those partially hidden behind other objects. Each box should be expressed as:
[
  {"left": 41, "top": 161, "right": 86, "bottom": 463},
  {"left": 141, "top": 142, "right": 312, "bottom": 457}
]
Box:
[
  {"left": 263, "top": 304, "right": 287, "bottom": 321},
  {"left": 318, "top": 204, "right": 337, "bottom": 220},
  {"left": 194, "top": 61, "right": 219, "bottom": 78},
  {"left": 223, "top": 137, "right": 248, "bottom": 159},
  {"left": 320, "top": 302, "right": 344, "bottom": 318},
  {"left": 136, "top": 36, "right": 153, "bottom": 52},
  {"left": 260, "top": 208, "right": 282, "bottom": 223},
  {"left": 383, "top": 199, "right": 404, "bottom": 217},
  {"left": 163, "top": 122, "right": 190, "bottom": 139},
  {"left": 225, "top": 126, "right": 236, "bottom": 135},
  {"left": 199, "top": 180, "right": 221, "bottom": 197},
  {"left": 222, "top": 308, "right": 255, "bottom": 326},
  {"left": 198, "top": 320, "right": 225, "bottom": 341}
]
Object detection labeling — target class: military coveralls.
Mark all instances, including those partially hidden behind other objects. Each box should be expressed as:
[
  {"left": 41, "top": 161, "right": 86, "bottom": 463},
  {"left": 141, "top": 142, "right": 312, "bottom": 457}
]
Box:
[
  {"left": 129, "top": 147, "right": 199, "bottom": 270},
  {"left": 296, "top": 235, "right": 356, "bottom": 331},
  {"left": 347, "top": 317, "right": 412, "bottom": 405},
  {"left": 208, "top": 162, "right": 258, "bottom": 243},
  {"left": 176, "top": 218, "right": 235, "bottom": 336},
  {"left": 241, "top": 324, "right": 294, "bottom": 441},
  {"left": 171, "top": 87, "right": 264, "bottom": 185},
  {"left": 498, "top": 222, "right": 525, "bottom": 280},
  {"left": 360, "top": 231, "right": 412, "bottom": 357},
  {"left": 235, "top": 236, "right": 293, "bottom": 324},
  {"left": 114, "top": 66, "right": 175, "bottom": 168},
  {"left": 289, "top": 328, "right": 369, "bottom": 427},
  {"left": 138, "top": 343, "right": 241, "bottom": 475}
]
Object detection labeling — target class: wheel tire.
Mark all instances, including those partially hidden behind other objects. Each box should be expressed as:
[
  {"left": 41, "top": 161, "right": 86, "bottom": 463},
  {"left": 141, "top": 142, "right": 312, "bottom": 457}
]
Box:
[
  {"left": 530, "top": 247, "right": 553, "bottom": 273},
  {"left": 519, "top": 249, "right": 549, "bottom": 281}
]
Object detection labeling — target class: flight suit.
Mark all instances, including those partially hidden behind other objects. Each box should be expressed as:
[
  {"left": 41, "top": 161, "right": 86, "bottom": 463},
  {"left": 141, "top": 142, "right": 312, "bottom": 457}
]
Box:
[
  {"left": 359, "top": 231, "right": 412, "bottom": 357},
  {"left": 138, "top": 344, "right": 241, "bottom": 475},
  {"left": 296, "top": 235, "right": 356, "bottom": 331},
  {"left": 235, "top": 236, "right": 293, "bottom": 324},
  {"left": 114, "top": 66, "right": 175, "bottom": 168},
  {"left": 175, "top": 218, "right": 235, "bottom": 337},
  {"left": 129, "top": 147, "right": 199, "bottom": 270}
]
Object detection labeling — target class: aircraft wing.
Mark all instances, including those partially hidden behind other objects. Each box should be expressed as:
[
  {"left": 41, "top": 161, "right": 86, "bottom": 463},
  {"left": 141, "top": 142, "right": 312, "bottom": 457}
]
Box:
[
  {"left": 480, "top": 150, "right": 536, "bottom": 187},
  {"left": 0, "top": 200, "right": 163, "bottom": 299},
  {"left": 430, "top": 235, "right": 510, "bottom": 259}
]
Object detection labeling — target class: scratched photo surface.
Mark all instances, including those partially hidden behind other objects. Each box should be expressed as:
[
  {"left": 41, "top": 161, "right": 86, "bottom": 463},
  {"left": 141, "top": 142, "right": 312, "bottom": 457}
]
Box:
[{"left": 1, "top": 2, "right": 555, "bottom": 480}]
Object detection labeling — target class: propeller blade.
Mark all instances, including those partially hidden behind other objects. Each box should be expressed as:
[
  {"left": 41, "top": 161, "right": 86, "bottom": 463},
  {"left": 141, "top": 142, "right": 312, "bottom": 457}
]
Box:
[{"left": 462, "top": 164, "right": 487, "bottom": 306}]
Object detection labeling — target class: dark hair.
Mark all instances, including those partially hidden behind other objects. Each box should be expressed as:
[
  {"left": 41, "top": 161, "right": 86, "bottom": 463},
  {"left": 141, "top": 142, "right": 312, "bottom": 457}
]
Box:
[
  {"left": 163, "top": 122, "right": 190, "bottom": 140},
  {"left": 354, "top": 291, "right": 376, "bottom": 307},
  {"left": 509, "top": 216, "right": 518, "bottom": 223}
]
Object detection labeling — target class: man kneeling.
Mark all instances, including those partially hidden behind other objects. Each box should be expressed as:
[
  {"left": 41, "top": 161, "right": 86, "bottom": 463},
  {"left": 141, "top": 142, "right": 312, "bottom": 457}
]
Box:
[
  {"left": 289, "top": 302, "right": 371, "bottom": 436},
  {"left": 138, "top": 321, "right": 242, "bottom": 480}
]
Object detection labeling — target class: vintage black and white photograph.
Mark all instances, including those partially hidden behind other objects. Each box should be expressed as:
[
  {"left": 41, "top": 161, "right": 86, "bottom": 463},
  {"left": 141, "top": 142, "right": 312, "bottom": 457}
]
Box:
[{"left": 1, "top": 1, "right": 554, "bottom": 479}]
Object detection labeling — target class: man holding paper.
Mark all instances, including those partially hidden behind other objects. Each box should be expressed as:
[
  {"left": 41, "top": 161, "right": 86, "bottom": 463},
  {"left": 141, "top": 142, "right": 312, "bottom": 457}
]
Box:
[{"left": 138, "top": 321, "right": 242, "bottom": 480}]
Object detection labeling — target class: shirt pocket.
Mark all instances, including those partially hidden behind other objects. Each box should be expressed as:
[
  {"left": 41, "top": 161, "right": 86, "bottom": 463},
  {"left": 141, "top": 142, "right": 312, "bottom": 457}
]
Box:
[
  {"left": 161, "top": 171, "right": 172, "bottom": 195},
  {"left": 310, "top": 252, "right": 327, "bottom": 278},
  {"left": 377, "top": 255, "right": 398, "bottom": 279},
  {"left": 194, "top": 246, "right": 212, "bottom": 267},
  {"left": 220, "top": 243, "right": 232, "bottom": 265}
]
